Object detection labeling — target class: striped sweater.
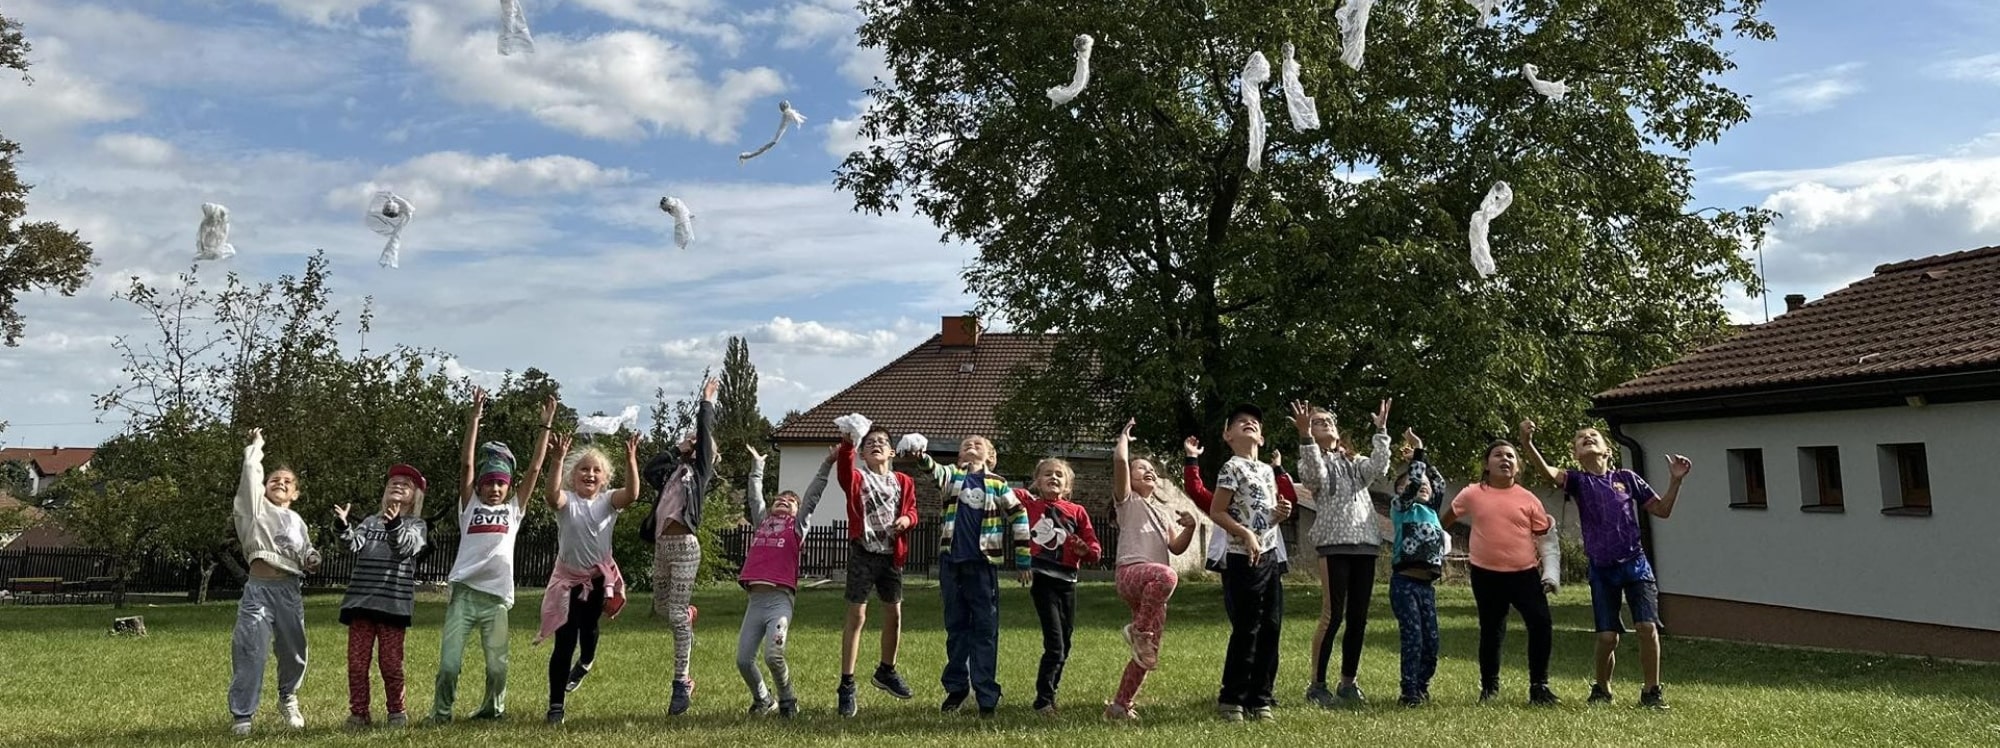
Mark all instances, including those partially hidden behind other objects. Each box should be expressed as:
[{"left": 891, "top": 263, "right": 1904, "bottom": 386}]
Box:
[
  {"left": 337, "top": 514, "right": 428, "bottom": 627},
  {"left": 920, "top": 455, "right": 1030, "bottom": 569}
]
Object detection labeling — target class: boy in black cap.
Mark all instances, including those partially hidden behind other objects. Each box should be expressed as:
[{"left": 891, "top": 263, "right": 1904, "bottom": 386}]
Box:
[{"left": 1205, "top": 403, "right": 1292, "bottom": 722}]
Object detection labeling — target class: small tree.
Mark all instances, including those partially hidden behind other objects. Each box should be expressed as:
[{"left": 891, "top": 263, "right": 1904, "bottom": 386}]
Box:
[{"left": 49, "top": 475, "right": 189, "bottom": 608}]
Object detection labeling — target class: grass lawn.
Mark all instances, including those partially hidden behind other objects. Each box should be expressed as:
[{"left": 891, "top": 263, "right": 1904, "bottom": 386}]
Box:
[{"left": 1, "top": 580, "right": 1994, "bottom": 747}]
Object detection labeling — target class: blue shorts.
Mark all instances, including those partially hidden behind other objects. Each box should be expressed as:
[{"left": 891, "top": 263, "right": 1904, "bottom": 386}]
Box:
[{"left": 1587, "top": 554, "right": 1660, "bottom": 633}]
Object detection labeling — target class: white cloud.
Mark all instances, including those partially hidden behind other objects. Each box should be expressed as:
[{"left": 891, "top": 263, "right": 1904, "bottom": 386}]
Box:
[
  {"left": 566, "top": 0, "right": 748, "bottom": 53},
  {"left": 1762, "top": 63, "right": 1865, "bottom": 115},
  {"left": 5, "top": 0, "right": 370, "bottom": 95},
  {"left": 250, "top": 0, "right": 385, "bottom": 25},
  {"left": 93, "top": 133, "right": 177, "bottom": 166},
  {"left": 403, "top": 2, "right": 785, "bottom": 143},
  {"left": 328, "top": 151, "right": 639, "bottom": 213},
  {"left": 0, "top": 37, "right": 139, "bottom": 138},
  {"left": 1931, "top": 52, "right": 2000, "bottom": 84}
]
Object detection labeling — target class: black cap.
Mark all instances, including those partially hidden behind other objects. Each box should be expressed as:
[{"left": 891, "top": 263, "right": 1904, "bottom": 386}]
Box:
[{"left": 1226, "top": 403, "right": 1264, "bottom": 425}]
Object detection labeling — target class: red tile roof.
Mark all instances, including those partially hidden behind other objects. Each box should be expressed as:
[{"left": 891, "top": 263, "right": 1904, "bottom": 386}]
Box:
[
  {"left": 771, "top": 333, "right": 1107, "bottom": 444},
  {"left": 0, "top": 447, "right": 95, "bottom": 477},
  {"left": 1597, "top": 245, "right": 2000, "bottom": 403}
]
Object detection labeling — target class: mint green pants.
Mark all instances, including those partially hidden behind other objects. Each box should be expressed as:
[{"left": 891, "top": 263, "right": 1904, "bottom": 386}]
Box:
[{"left": 432, "top": 583, "right": 510, "bottom": 719}]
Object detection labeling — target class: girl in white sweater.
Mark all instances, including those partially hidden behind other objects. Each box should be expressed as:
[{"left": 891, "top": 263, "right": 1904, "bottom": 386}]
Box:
[{"left": 227, "top": 429, "right": 321, "bottom": 736}]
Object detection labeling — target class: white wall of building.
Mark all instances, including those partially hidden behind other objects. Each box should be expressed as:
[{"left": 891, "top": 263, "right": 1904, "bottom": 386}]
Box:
[
  {"left": 1624, "top": 400, "right": 2000, "bottom": 632},
  {"left": 775, "top": 443, "right": 854, "bottom": 528}
]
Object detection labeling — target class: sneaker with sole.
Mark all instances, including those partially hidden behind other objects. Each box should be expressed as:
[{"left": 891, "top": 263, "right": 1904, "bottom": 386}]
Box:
[
  {"left": 346, "top": 714, "right": 372, "bottom": 729},
  {"left": 778, "top": 698, "right": 798, "bottom": 719},
  {"left": 872, "top": 664, "right": 914, "bottom": 700},
  {"left": 1249, "top": 706, "right": 1276, "bottom": 722},
  {"left": 230, "top": 719, "right": 252, "bottom": 737},
  {"left": 544, "top": 705, "right": 565, "bottom": 725},
  {"left": 565, "top": 663, "right": 593, "bottom": 693},
  {"left": 1034, "top": 701, "right": 1058, "bottom": 717},
  {"left": 669, "top": 678, "right": 695, "bottom": 716},
  {"left": 748, "top": 697, "right": 776, "bottom": 716},
  {"left": 1304, "top": 682, "right": 1337, "bottom": 709},
  {"left": 977, "top": 706, "right": 997, "bottom": 720},
  {"left": 386, "top": 712, "right": 408, "bottom": 728},
  {"left": 279, "top": 695, "right": 305, "bottom": 729},
  {"left": 1479, "top": 686, "right": 1501, "bottom": 703},
  {"left": 1103, "top": 703, "right": 1139, "bottom": 722},
  {"left": 940, "top": 691, "right": 969, "bottom": 713},
  {"left": 469, "top": 709, "right": 505, "bottom": 721},
  {"left": 1529, "top": 683, "right": 1561, "bottom": 706},
  {"left": 1588, "top": 683, "right": 1613, "bottom": 705},
  {"left": 1216, "top": 703, "right": 1245, "bottom": 722},
  {"left": 427, "top": 714, "right": 452, "bottom": 726},
  {"left": 1336, "top": 682, "right": 1366, "bottom": 706},
  {"left": 1639, "top": 686, "right": 1670, "bottom": 710},
  {"left": 837, "top": 682, "right": 858, "bottom": 717},
  {"left": 1398, "top": 693, "right": 1424, "bottom": 708}
]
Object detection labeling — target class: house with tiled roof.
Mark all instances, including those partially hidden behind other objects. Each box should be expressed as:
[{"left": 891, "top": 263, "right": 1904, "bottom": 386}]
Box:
[
  {"left": 770, "top": 316, "right": 1125, "bottom": 526},
  {"left": 1590, "top": 245, "right": 2000, "bottom": 662},
  {"left": 0, "top": 447, "right": 94, "bottom": 550}
]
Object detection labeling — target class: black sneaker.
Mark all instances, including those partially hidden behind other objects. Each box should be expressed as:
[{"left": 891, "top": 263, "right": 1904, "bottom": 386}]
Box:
[
  {"left": 872, "top": 664, "right": 914, "bottom": 700},
  {"left": 1588, "top": 683, "right": 1613, "bottom": 705},
  {"left": 1336, "top": 682, "right": 1367, "bottom": 706},
  {"left": 669, "top": 678, "right": 695, "bottom": 716},
  {"left": 1398, "top": 693, "right": 1424, "bottom": 708},
  {"left": 1303, "top": 682, "right": 1337, "bottom": 709},
  {"left": 544, "top": 705, "right": 565, "bottom": 725},
  {"left": 748, "top": 697, "right": 776, "bottom": 716},
  {"left": 1639, "top": 686, "right": 1670, "bottom": 710},
  {"left": 1529, "top": 683, "right": 1561, "bottom": 706},
  {"left": 564, "top": 663, "right": 592, "bottom": 693},
  {"left": 1479, "top": 685, "right": 1501, "bottom": 703},
  {"left": 941, "top": 691, "right": 969, "bottom": 713},
  {"left": 837, "top": 681, "right": 858, "bottom": 717},
  {"left": 977, "top": 706, "right": 997, "bottom": 720},
  {"left": 778, "top": 698, "right": 798, "bottom": 719},
  {"left": 469, "top": 709, "right": 504, "bottom": 721}
]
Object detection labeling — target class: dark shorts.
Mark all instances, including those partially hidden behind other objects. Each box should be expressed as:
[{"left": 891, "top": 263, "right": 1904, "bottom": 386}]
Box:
[
  {"left": 1587, "top": 554, "right": 1661, "bottom": 633},
  {"left": 844, "top": 543, "right": 905, "bottom": 605}
]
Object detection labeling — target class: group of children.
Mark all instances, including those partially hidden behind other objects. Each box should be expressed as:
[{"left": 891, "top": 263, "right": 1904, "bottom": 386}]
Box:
[{"left": 222, "top": 389, "right": 1692, "bottom": 734}]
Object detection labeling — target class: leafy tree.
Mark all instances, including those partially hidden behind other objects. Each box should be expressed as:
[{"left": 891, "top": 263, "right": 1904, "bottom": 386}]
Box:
[
  {"left": 0, "top": 459, "right": 30, "bottom": 498},
  {"left": 715, "top": 336, "right": 774, "bottom": 490},
  {"left": 839, "top": 0, "right": 1775, "bottom": 475},
  {"left": 48, "top": 474, "right": 196, "bottom": 607},
  {"left": 0, "top": 13, "right": 96, "bottom": 346}
]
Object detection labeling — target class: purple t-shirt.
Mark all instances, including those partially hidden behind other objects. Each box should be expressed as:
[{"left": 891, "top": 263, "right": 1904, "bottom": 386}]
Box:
[{"left": 1563, "top": 469, "right": 1657, "bottom": 565}]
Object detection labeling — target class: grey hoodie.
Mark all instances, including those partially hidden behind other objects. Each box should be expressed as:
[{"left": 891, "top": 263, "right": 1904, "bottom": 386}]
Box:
[{"left": 1300, "top": 429, "right": 1393, "bottom": 554}]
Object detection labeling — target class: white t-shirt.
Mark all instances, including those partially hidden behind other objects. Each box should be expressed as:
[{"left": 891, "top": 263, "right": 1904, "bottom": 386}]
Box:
[
  {"left": 448, "top": 498, "right": 526, "bottom": 606},
  {"left": 557, "top": 490, "right": 622, "bottom": 571},
  {"left": 1208, "top": 456, "right": 1289, "bottom": 566}
]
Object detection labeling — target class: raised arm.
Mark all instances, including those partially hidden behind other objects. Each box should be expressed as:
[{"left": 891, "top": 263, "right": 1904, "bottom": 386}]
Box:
[
  {"left": 836, "top": 435, "right": 860, "bottom": 497},
  {"left": 1644, "top": 455, "right": 1693, "bottom": 519},
  {"left": 1181, "top": 436, "right": 1214, "bottom": 510},
  {"left": 237, "top": 429, "right": 269, "bottom": 520},
  {"left": 1112, "top": 419, "right": 1134, "bottom": 501},
  {"left": 459, "top": 388, "right": 486, "bottom": 508},
  {"left": 544, "top": 433, "right": 572, "bottom": 512},
  {"left": 611, "top": 431, "right": 642, "bottom": 510},
  {"left": 798, "top": 447, "right": 838, "bottom": 521},
  {"left": 692, "top": 378, "right": 719, "bottom": 488},
  {"left": 1168, "top": 509, "right": 1198, "bottom": 555},
  {"left": 1518, "top": 419, "right": 1567, "bottom": 488},
  {"left": 1355, "top": 403, "right": 1395, "bottom": 480},
  {"left": 392, "top": 516, "right": 427, "bottom": 558},
  {"left": 516, "top": 394, "right": 558, "bottom": 506},
  {"left": 744, "top": 445, "right": 768, "bottom": 525}
]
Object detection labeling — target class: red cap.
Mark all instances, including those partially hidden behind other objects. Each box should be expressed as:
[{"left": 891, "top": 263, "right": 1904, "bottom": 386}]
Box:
[{"left": 387, "top": 464, "right": 427, "bottom": 493}]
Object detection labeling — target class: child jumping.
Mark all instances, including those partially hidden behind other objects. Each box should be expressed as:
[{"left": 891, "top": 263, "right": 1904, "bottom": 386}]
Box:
[
  {"left": 1292, "top": 398, "right": 1394, "bottom": 708},
  {"left": 430, "top": 390, "right": 556, "bottom": 723},
  {"left": 1104, "top": 419, "right": 1199, "bottom": 722},
  {"left": 335, "top": 463, "right": 430, "bottom": 728},
  {"left": 1521, "top": 419, "right": 1690, "bottom": 709},
  {"left": 735, "top": 445, "right": 835, "bottom": 718},
  {"left": 1388, "top": 429, "right": 1448, "bottom": 707},
  {"left": 920, "top": 435, "right": 1030, "bottom": 718},
  {"left": 1440, "top": 439, "right": 1562, "bottom": 706},
  {"left": 832, "top": 420, "right": 920, "bottom": 717},
  {"left": 537, "top": 428, "right": 641, "bottom": 725},
  {"left": 639, "top": 377, "right": 720, "bottom": 716},
  {"left": 1017, "top": 457, "right": 1102, "bottom": 716},
  {"left": 1206, "top": 404, "right": 1293, "bottom": 722},
  {"left": 227, "top": 428, "right": 321, "bottom": 736}
]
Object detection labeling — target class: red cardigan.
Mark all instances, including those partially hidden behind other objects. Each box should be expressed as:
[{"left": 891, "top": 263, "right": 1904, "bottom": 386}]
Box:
[{"left": 835, "top": 441, "right": 920, "bottom": 567}]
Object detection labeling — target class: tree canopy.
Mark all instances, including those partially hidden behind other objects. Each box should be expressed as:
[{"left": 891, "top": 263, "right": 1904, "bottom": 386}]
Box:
[{"left": 0, "top": 12, "right": 96, "bottom": 347}]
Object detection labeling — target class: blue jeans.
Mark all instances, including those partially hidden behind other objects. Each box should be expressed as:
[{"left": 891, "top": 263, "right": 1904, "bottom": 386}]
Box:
[
  {"left": 1587, "top": 554, "right": 1661, "bottom": 633},
  {"left": 1389, "top": 574, "right": 1439, "bottom": 697},
  {"left": 939, "top": 560, "right": 1001, "bottom": 708}
]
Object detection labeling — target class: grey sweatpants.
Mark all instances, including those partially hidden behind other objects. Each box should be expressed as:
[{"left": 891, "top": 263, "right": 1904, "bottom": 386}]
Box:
[
  {"left": 229, "top": 577, "right": 309, "bottom": 719},
  {"left": 736, "top": 589, "right": 794, "bottom": 702}
]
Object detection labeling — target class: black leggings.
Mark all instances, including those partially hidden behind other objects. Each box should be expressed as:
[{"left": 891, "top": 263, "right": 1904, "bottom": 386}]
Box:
[
  {"left": 1314, "top": 554, "right": 1376, "bottom": 683},
  {"left": 1469, "top": 565, "right": 1553, "bottom": 688},
  {"left": 548, "top": 576, "right": 607, "bottom": 705}
]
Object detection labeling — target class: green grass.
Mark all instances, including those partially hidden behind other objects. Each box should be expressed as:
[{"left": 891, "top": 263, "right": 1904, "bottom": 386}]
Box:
[{"left": 1, "top": 581, "right": 1994, "bottom": 747}]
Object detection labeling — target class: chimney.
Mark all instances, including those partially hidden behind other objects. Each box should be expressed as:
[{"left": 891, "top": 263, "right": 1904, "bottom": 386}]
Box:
[
  {"left": 941, "top": 315, "right": 981, "bottom": 348},
  {"left": 1784, "top": 294, "right": 1806, "bottom": 313}
]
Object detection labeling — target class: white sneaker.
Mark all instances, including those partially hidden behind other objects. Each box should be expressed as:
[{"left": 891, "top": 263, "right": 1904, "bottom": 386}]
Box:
[
  {"left": 279, "top": 696, "right": 305, "bottom": 729},
  {"left": 230, "top": 719, "right": 252, "bottom": 736}
]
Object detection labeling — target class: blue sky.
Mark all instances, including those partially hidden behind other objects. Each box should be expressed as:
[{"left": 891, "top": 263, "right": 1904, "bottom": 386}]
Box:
[{"left": 5, "top": 0, "right": 2000, "bottom": 449}]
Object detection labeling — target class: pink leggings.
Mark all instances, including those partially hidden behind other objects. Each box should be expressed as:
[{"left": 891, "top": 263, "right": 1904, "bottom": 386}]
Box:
[
  {"left": 1112, "top": 562, "right": 1178, "bottom": 708},
  {"left": 346, "top": 618, "right": 407, "bottom": 717}
]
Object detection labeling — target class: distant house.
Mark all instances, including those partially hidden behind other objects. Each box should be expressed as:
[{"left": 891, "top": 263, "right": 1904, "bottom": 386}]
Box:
[
  {"left": 0, "top": 447, "right": 94, "bottom": 551},
  {"left": 1591, "top": 246, "right": 2000, "bottom": 662}
]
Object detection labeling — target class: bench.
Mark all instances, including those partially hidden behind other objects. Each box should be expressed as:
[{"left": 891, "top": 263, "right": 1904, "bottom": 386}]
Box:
[{"left": 6, "top": 577, "right": 61, "bottom": 594}]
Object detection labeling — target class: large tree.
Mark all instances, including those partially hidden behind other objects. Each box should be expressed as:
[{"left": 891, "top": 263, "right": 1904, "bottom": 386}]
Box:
[
  {"left": 839, "top": 0, "right": 1773, "bottom": 472},
  {"left": 714, "top": 336, "right": 773, "bottom": 488},
  {"left": 0, "top": 13, "right": 96, "bottom": 347}
]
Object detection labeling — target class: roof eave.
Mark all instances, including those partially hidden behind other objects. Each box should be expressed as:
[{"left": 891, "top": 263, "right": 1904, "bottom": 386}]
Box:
[{"left": 1590, "top": 366, "right": 2000, "bottom": 424}]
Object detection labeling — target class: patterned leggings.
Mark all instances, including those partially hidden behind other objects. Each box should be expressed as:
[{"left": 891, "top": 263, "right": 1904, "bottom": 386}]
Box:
[
  {"left": 346, "top": 618, "right": 407, "bottom": 717},
  {"left": 652, "top": 534, "right": 701, "bottom": 680},
  {"left": 1112, "top": 562, "right": 1177, "bottom": 709}
]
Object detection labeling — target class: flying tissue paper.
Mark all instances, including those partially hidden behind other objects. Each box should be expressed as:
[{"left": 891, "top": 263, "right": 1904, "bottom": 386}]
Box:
[
  {"left": 365, "top": 191, "right": 414, "bottom": 269},
  {"left": 658, "top": 196, "right": 694, "bottom": 250},
  {"left": 1465, "top": 0, "right": 1501, "bottom": 24},
  {"left": 499, "top": 0, "right": 535, "bottom": 56},
  {"left": 1467, "top": 181, "right": 1514, "bottom": 278},
  {"left": 897, "top": 433, "right": 928, "bottom": 455},
  {"left": 1335, "top": 0, "right": 1375, "bottom": 71},
  {"left": 575, "top": 405, "right": 640, "bottom": 436},
  {"left": 1522, "top": 63, "right": 1569, "bottom": 101},
  {"left": 738, "top": 100, "right": 809, "bottom": 164},
  {"left": 1281, "top": 42, "right": 1321, "bottom": 130},
  {"left": 196, "top": 203, "right": 236, "bottom": 262},
  {"left": 1241, "top": 51, "right": 1271, "bottom": 172},
  {"left": 834, "top": 413, "right": 873, "bottom": 444},
  {"left": 1046, "top": 34, "right": 1095, "bottom": 107}
]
